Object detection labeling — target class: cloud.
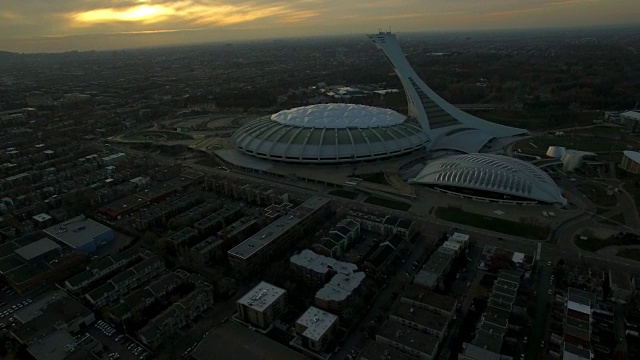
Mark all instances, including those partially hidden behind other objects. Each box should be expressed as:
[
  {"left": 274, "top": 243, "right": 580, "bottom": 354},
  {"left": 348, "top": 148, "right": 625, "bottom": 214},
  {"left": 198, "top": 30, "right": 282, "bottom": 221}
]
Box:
[{"left": 0, "top": 0, "right": 638, "bottom": 52}]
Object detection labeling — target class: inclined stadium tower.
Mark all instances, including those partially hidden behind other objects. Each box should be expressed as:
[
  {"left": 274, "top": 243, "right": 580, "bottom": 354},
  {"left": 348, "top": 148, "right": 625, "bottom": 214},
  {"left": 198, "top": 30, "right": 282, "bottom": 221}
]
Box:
[{"left": 232, "top": 32, "right": 529, "bottom": 164}]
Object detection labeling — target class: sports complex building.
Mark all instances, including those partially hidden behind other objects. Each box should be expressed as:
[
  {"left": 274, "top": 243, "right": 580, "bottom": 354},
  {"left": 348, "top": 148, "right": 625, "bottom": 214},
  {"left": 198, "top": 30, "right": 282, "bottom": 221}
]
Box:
[{"left": 219, "top": 32, "right": 565, "bottom": 205}]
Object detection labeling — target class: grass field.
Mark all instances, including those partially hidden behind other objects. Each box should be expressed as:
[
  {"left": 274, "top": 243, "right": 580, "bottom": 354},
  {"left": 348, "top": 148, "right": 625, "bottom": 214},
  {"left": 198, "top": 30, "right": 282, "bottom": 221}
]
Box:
[
  {"left": 574, "top": 235, "right": 639, "bottom": 252},
  {"left": 121, "top": 131, "right": 194, "bottom": 142},
  {"left": 434, "top": 207, "right": 550, "bottom": 240},
  {"left": 514, "top": 128, "right": 639, "bottom": 156},
  {"left": 577, "top": 183, "right": 617, "bottom": 207},
  {"left": 364, "top": 196, "right": 412, "bottom": 211},
  {"left": 617, "top": 249, "right": 640, "bottom": 262},
  {"left": 329, "top": 189, "right": 358, "bottom": 200}
]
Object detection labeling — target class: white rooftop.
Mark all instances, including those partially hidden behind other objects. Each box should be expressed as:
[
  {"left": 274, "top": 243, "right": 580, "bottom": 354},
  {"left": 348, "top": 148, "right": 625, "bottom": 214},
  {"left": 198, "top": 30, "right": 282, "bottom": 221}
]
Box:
[
  {"left": 271, "top": 104, "right": 406, "bottom": 129},
  {"left": 512, "top": 252, "right": 525, "bottom": 264},
  {"left": 449, "top": 232, "right": 470, "bottom": 243},
  {"left": 315, "top": 272, "right": 366, "bottom": 302},
  {"left": 14, "top": 238, "right": 60, "bottom": 260},
  {"left": 296, "top": 306, "right": 338, "bottom": 342},
  {"left": 32, "top": 213, "right": 52, "bottom": 222},
  {"left": 290, "top": 249, "right": 358, "bottom": 276},
  {"left": 622, "top": 111, "right": 640, "bottom": 121},
  {"left": 567, "top": 301, "right": 591, "bottom": 315},
  {"left": 237, "top": 281, "right": 286, "bottom": 312}
]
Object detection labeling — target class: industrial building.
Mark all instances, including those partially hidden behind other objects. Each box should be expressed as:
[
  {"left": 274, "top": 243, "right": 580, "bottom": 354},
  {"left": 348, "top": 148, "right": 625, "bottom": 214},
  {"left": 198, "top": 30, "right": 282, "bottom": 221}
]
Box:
[{"left": 43, "top": 215, "right": 114, "bottom": 253}]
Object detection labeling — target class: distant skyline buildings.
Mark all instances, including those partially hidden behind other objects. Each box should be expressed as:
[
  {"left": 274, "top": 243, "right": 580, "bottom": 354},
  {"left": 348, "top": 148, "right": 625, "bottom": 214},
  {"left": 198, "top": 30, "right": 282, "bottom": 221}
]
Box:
[{"left": 0, "top": 0, "right": 639, "bottom": 53}]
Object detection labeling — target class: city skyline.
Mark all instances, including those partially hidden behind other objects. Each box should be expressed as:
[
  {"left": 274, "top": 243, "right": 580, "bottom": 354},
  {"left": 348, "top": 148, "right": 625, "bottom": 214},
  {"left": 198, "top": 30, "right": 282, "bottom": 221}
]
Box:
[{"left": 1, "top": 0, "right": 638, "bottom": 53}]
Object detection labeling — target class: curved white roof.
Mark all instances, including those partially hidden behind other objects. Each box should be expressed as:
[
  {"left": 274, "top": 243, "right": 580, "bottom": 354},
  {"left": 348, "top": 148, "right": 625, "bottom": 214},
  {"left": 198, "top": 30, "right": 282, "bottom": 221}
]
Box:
[
  {"left": 624, "top": 150, "right": 640, "bottom": 164},
  {"left": 546, "top": 146, "right": 566, "bottom": 158},
  {"left": 411, "top": 153, "right": 567, "bottom": 205},
  {"left": 271, "top": 104, "right": 406, "bottom": 128}
]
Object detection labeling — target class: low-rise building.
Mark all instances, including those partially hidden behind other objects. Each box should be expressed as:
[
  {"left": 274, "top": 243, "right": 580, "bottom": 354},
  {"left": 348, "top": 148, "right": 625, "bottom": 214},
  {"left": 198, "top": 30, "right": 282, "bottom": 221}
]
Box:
[
  {"left": 109, "top": 271, "right": 184, "bottom": 322},
  {"left": 27, "top": 330, "right": 102, "bottom": 360},
  {"left": 11, "top": 290, "right": 95, "bottom": 345},
  {"left": 290, "top": 249, "right": 358, "bottom": 286},
  {"left": 389, "top": 303, "right": 451, "bottom": 340},
  {"left": 85, "top": 255, "right": 165, "bottom": 307},
  {"left": 138, "top": 288, "right": 214, "bottom": 348},
  {"left": 295, "top": 306, "right": 339, "bottom": 352},
  {"left": 65, "top": 248, "right": 140, "bottom": 293},
  {"left": 375, "top": 320, "right": 439, "bottom": 360},
  {"left": 228, "top": 197, "right": 331, "bottom": 276},
  {"left": 401, "top": 285, "right": 457, "bottom": 316},
  {"left": 235, "top": 281, "right": 287, "bottom": 331},
  {"left": 609, "top": 270, "right": 635, "bottom": 304},
  {"left": 167, "top": 227, "right": 199, "bottom": 247},
  {"left": 314, "top": 272, "right": 366, "bottom": 314}
]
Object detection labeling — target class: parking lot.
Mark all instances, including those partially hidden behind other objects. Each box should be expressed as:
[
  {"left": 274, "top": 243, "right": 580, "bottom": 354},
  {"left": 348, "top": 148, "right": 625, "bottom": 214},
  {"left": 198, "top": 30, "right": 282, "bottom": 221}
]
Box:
[
  {"left": 0, "top": 285, "right": 33, "bottom": 333},
  {"left": 87, "top": 320, "right": 151, "bottom": 360}
]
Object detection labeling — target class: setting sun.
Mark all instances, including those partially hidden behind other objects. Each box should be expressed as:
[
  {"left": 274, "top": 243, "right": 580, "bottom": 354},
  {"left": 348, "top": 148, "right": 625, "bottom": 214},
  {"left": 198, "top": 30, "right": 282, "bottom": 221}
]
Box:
[{"left": 72, "top": 5, "right": 174, "bottom": 24}]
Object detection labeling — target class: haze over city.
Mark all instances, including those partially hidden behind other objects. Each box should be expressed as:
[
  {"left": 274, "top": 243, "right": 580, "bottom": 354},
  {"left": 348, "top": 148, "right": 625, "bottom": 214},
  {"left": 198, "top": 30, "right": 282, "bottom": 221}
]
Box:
[{"left": 1, "top": 0, "right": 639, "bottom": 52}]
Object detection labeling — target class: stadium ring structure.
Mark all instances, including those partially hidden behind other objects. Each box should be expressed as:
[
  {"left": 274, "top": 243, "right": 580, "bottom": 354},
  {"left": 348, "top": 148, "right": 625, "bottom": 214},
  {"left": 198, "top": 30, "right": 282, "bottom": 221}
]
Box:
[
  {"left": 233, "top": 104, "right": 429, "bottom": 164},
  {"left": 410, "top": 153, "right": 568, "bottom": 205}
]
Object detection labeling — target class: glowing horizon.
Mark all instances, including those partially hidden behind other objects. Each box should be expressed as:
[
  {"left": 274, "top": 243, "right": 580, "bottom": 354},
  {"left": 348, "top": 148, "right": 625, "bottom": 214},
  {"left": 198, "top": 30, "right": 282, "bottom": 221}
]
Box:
[{"left": 0, "top": 0, "right": 638, "bottom": 53}]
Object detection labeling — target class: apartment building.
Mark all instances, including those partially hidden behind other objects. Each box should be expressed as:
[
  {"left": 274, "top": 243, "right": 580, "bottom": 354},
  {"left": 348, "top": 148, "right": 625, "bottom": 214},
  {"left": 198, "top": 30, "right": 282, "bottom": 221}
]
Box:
[
  {"left": 375, "top": 320, "right": 439, "bottom": 360},
  {"left": 85, "top": 255, "right": 165, "bottom": 307},
  {"left": 295, "top": 306, "right": 339, "bottom": 352},
  {"left": 228, "top": 197, "right": 331, "bottom": 276},
  {"left": 389, "top": 303, "right": 451, "bottom": 340},
  {"left": 138, "top": 288, "right": 214, "bottom": 348},
  {"left": 235, "top": 282, "right": 287, "bottom": 331},
  {"left": 65, "top": 248, "right": 141, "bottom": 293},
  {"left": 290, "top": 249, "right": 358, "bottom": 286}
]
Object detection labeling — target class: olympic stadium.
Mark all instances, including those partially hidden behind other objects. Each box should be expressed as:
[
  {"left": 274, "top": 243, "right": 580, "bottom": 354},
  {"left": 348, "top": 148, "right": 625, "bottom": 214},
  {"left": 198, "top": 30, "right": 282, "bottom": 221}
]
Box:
[{"left": 219, "top": 32, "right": 566, "bottom": 206}]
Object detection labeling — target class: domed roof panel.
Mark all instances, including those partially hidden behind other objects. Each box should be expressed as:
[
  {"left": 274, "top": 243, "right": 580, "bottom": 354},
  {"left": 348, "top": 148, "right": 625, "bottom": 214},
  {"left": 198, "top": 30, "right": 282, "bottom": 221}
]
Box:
[{"left": 271, "top": 104, "right": 407, "bottom": 128}]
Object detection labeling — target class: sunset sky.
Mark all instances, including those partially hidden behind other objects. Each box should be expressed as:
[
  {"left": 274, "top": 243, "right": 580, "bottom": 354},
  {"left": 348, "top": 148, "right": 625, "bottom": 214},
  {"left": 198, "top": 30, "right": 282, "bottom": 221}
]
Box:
[{"left": 1, "top": 0, "right": 638, "bottom": 53}]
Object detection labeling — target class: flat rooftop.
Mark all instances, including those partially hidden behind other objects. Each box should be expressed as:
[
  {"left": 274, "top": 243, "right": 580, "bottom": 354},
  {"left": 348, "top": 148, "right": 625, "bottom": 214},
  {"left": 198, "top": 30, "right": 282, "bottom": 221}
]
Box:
[
  {"left": 13, "top": 290, "right": 93, "bottom": 344},
  {"left": 393, "top": 302, "right": 450, "bottom": 332},
  {"left": 290, "top": 249, "right": 357, "bottom": 276},
  {"left": 44, "top": 215, "right": 111, "bottom": 248},
  {"left": 14, "top": 238, "right": 60, "bottom": 260},
  {"left": 377, "top": 320, "right": 439, "bottom": 356},
  {"left": 27, "top": 329, "right": 77, "bottom": 360},
  {"left": 191, "top": 321, "right": 306, "bottom": 360},
  {"left": 401, "top": 285, "right": 456, "bottom": 313},
  {"left": 229, "top": 197, "right": 329, "bottom": 260},
  {"left": 315, "top": 272, "right": 366, "bottom": 302},
  {"left": 237, "top": 281, "right": 286, "bottom": 312},
  {"left": 296, "top": 306, "right": 338, "bottom": 342}
]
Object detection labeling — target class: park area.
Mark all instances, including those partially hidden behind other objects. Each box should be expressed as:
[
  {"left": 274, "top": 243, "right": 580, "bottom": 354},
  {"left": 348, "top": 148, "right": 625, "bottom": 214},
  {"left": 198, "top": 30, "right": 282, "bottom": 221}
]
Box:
[
  {"left": 577, "top": 182, "right": 617, "bottom": 207},
  {"left": 119, "top": 131, "right": 194, "bottom": 142},
  {"left": 574, "top": 232, "right": 640, "bottom": 252},
  {"left": 434, "top": 206, "right": 550, "bottom": 240},
  {"left": 514, "top": 127, "right": 640, "bottom": 156}
]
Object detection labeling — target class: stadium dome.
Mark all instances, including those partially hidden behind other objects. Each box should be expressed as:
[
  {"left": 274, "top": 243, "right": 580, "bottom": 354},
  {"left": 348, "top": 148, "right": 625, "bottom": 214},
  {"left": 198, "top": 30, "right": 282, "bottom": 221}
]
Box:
[
  {"left": 410, "top": 153, "right": 567, "bottom": 205},
  {"left": 233, "top": 104, "right": 429, "bottom": 164}
]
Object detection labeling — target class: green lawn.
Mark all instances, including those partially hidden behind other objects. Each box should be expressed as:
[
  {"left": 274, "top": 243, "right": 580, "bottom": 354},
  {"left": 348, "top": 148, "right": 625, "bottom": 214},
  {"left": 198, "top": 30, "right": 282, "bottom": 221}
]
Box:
[
  {"left": 121, "top": 131, "right": 194, "bottom": 142},
  {"left": 364, "top": 196, "right": 412, "bottom": 211},
  {"left": 577, "top": 183, "right": 617, "bottom": 207},
  {"left": 434, "top": 207, "right": 550, "bottom": 240},
  {"left": 574, "top": 234, "right": 639, "bottom": 252},
  {"left": 329, "top": 189, "right": 358, "bottom": 200},
  {"left": 617, "top": 249, "right": 640, "bottom": 262}
]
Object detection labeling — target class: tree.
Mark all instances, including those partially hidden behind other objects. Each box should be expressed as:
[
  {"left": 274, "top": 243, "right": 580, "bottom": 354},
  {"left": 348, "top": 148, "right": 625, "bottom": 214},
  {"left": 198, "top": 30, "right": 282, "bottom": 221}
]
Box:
[{"left": 142, "top": 231, "right": 158, "bottom": 246}]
